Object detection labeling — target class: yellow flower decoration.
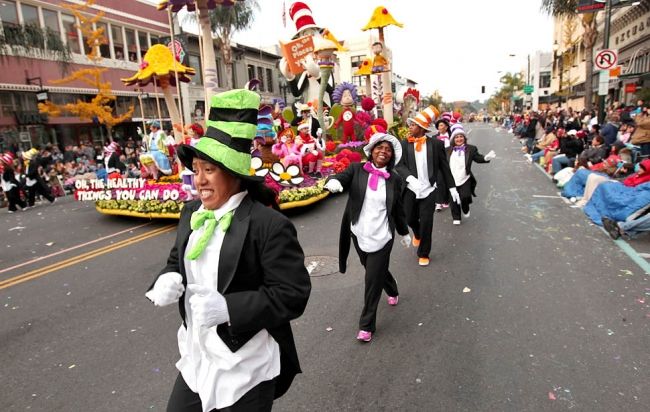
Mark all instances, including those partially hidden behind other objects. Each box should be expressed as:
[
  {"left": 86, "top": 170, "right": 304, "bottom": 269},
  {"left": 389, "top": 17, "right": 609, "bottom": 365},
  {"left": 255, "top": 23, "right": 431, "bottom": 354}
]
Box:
[
  {"left": 122, "top": 44, "right": 195, "bottom": 87},
  {"left": 354, "top": 57, "right": 373, "bottom": 76},
  {"left": 362, "top": 6, "right": 403, "bottom": 31}
]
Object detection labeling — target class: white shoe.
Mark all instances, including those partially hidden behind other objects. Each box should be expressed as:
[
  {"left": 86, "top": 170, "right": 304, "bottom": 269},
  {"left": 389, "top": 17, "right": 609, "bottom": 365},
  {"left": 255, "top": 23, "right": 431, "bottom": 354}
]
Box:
[
  {"left": 453, "top": 220, "right": 461, "bottom": 225},
  {"left": 435, "top": 204, "right": 442, "bottom": 211},
  {"left": 7, "top": 210, "right": 14, "bottom": 213},
  {"left": 462, "top": 211, "right": 470, "bottom": 218}
]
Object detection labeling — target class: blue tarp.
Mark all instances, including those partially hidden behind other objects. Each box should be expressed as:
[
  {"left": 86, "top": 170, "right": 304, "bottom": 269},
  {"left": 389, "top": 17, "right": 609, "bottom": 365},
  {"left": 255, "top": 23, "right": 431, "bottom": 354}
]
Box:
[
  {"left": 561, "top": 169, "right": 594, "bottom": 199},
  {"left": 583, "top": 181, "right": 650, "bottom": 225}
]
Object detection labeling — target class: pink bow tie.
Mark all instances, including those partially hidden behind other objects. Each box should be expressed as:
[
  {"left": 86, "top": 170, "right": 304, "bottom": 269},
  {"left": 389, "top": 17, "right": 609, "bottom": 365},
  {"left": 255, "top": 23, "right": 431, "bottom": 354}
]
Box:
[{"left": 363, "top": 162, "right": 390, "bottom": 191}]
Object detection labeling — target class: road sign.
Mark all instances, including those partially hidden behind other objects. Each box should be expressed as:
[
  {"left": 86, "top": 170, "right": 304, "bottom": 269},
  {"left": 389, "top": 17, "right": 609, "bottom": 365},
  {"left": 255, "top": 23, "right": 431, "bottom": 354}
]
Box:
[
  {"left": 594, "top": 49, "right": 618, "bottom": 70},
  {"left": 523, "top": 84, "right": 534, "bottom": 95},
  {"left": 598, "top": 70, "right": 610, "bottom": 96}
]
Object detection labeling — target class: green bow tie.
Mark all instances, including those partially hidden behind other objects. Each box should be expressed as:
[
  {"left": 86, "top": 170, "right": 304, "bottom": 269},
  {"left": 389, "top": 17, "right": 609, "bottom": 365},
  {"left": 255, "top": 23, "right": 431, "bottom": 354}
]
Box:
[{"left": 186, "top": 209, "right": 234, "bottom": 260}]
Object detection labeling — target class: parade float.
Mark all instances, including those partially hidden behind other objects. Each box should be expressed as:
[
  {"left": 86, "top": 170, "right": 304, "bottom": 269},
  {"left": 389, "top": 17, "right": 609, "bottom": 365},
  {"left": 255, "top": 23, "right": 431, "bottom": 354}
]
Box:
[{"left": 90, "top": 1, "right": 403, "bottom": 219}]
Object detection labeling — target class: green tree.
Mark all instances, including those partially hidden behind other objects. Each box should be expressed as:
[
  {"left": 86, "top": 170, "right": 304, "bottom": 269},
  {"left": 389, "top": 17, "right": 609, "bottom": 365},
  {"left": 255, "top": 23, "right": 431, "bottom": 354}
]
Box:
[
  {"left": 541, "top": 0, "right": 599, "bottom": 110},
  {"left": 183, "top": 1, "right": 258, "bottom": 91}
]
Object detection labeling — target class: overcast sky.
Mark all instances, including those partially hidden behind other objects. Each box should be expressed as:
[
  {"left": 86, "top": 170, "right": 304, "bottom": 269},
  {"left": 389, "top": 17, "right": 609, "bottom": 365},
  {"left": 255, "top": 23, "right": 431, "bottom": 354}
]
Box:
[{"left": 149, "top": 0, "right": 554, "bottom": 102}]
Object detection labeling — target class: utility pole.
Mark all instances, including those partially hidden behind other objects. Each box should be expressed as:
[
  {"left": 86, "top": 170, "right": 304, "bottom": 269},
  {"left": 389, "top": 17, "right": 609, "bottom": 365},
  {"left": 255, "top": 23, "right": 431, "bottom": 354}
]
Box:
[{"left": 598, "top": 0, "right": 613, "bottom": 124}]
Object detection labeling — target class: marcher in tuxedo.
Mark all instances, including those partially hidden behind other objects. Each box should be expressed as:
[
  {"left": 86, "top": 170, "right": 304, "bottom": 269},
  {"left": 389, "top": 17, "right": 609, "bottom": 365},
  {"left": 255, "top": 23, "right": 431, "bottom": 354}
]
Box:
[
  {"left": 23, "top": 147, "right": 55, "bottom": 207},
  {"left": 445, "top": 124, "right": 495, "bottom": 225},
  {"left": 395, "top": 106, "right": 459, "bottom": 266},
  {"left": 1, "top": 152, "right": 27, "bottom": 212},
  {"left": 324, "top": 132, "right": 410, "bottom": 342},
  {"left": 146, "top": 89, "right": 311, "bottom": 412}
]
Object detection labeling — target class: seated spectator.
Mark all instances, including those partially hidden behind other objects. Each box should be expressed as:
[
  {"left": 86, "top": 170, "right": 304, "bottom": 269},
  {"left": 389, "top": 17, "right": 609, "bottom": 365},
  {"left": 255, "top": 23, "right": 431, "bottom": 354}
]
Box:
[
  {"left": 126, "top": 159, "right": 141, "bottom": 178},
  {"left": 577, "top": 135, "right": 608, "bottom": 169},
  {"left": 600, "top": 112, "right": 621, "bottom": 148},
  {"left": 525, "top": 125, "right": 557, "bottom": 164},
  {"left": 630, "top": 110, "right": 650, "bottom": 156},
  {"left": 602, "top": 205, "right": 650, "bottom": 240},
  {"left": 551, "top": 129, "right": 585, "bottom": 174},
  {"left": 618, "top": 123, "right": 634, "bottom": 144}
]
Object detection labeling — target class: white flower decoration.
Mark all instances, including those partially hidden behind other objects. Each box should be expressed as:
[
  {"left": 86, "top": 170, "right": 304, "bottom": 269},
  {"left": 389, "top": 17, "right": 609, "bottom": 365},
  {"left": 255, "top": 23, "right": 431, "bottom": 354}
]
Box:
[
  {"left": 269, "top": 162, "right": 304, "bottom": 186},
  {"left": 250, "top": 156, "right": 269, "bottom": 177}
]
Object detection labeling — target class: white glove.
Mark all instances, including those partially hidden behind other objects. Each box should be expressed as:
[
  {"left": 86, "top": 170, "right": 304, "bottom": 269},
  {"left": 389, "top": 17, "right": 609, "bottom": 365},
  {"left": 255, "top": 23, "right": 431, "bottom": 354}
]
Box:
[
  {"left": 186, "top": 284, "right": 230, "bottom": 328},
  {"left": 303, "top": 54, "right": 321, "bottom": 78},
  {"left": 279, "top": 57, "right": 295, "bottom": 81},
  {"left": 449, "top": 187, "right": 461, "bottom": 205},
  {"left": 406, "top": 176, "right": 423, "bottom": 195},
  {"left": 484, "top": 150, "right": 496, "bottom": 161},
  {"left": 137, "top": 127, "right": 142, "bottom": 135},
  {"left": 145, "top": 272, "right": 184, "bottom": 307},
  {"left": 316, "top": 128, "right": 323, "bottom": 137},
  {"left": 399, "top": 234, "right": 412, "bottom": 248},
  {"left": 324, "top": 179, "right": 343, "bottom": 193}
]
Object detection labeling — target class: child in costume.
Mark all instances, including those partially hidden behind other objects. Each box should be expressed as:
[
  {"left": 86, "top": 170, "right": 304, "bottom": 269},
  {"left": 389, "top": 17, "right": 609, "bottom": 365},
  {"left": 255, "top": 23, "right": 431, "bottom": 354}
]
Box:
[
  {"left": 446, "top": 124, "right": 495, "bottom": 225},
  {"left": 272, "top": 128, "right": 304, "bottom": 170},
  {"left": 298, "top": 122, "right": 324, "bottom": 177}
]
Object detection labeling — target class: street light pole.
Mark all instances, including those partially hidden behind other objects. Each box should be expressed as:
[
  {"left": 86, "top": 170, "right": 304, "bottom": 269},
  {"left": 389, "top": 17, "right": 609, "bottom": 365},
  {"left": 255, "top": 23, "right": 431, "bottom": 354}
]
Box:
[{"left": 598, "top": 0, "right": 613, "bottom": 124}]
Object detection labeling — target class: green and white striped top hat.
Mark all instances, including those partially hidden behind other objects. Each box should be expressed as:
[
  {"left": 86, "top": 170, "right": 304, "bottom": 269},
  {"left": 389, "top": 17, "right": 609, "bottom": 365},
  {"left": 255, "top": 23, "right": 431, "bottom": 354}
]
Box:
[{"left": 177, "top": 89, "right": 262, "bottom": 181}]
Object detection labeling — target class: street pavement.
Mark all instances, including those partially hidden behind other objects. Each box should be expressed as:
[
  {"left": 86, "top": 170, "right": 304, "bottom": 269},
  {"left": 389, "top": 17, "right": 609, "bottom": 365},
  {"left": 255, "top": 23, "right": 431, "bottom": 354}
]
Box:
[{"left": 0, "top": 123, "right": 648, "bottom": 411}]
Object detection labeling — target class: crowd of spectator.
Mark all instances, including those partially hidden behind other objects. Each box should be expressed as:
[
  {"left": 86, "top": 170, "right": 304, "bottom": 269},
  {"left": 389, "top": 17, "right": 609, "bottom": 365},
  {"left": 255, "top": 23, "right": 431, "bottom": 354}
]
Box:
[
  {"left": 503, "top": 100, "right": 650, "bottom": 240},
  {"left": 0, "top": 127, "right": 178, "bottom": 209}
]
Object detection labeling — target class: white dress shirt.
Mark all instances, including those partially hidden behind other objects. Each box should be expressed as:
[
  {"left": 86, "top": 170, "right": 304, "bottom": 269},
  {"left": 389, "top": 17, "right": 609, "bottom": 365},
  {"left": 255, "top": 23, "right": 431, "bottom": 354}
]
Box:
[
  {"left": 351, "top": 167, "right": 392, "bottom": 253},
  {"left": 450, "top": 149, "right": 470, "bottom": 186},
  {"left": 414, "top": 141, "right": 435, "bottom": 199},
  {"left": 177, "top": 191, "right": 281, "bottom": 411}
]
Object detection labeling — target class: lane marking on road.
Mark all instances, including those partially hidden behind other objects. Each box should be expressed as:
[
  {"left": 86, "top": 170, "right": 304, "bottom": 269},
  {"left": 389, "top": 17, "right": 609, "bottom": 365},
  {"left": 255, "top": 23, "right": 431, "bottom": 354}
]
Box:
[
  {"left": 610, "top": 233, "right": 650, "bottom": 275},
  {"left": 532, "top": 195, "right": 564, "bottom": 199},
  {"left": 0, "top": 225, "right": 176, "bottom": 290},
  {"left": 0, "top": 222, "right": 154, "bottom": 275},
  {"left": 523, "top": 139, "right": 650, "bottom": 275}
]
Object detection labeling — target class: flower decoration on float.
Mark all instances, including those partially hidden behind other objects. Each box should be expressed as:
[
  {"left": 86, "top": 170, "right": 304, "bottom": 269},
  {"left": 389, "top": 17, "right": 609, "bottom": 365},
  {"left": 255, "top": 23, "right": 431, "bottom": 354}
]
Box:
[
  {"left": 269, "top": 162, "right": 304, "bottom": 186},
  {"left": 250, "top": 157, "right": 270, "bottom": 177}
]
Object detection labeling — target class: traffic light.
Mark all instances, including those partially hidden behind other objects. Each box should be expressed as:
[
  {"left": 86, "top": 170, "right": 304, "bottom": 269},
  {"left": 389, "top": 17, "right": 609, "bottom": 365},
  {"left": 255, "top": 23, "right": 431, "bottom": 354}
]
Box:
[{"left": 481, "top": 85, "right": 485, "bottom": 93}]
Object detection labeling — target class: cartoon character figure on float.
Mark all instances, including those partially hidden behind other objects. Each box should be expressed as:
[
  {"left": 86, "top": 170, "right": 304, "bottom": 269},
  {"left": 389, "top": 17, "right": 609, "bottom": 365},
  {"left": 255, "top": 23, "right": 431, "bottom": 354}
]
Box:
[{"left": 332, "top": 82, "right": 360, "bottom": 143}]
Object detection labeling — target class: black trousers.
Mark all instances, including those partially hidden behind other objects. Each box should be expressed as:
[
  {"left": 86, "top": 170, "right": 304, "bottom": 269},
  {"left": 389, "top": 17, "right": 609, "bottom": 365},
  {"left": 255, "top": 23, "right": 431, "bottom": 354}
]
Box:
[
  {"left": 166, "top": 373, "right": 275, "bottom": 412},
  {"left": 402, "top": 189, "right": 435, "bottom": 258},
  {"left": 449, "top": 179, "right": 472, "bottom": 221},
  {"left": 27, "top": 181, "right": 54, "bottom": 206},
  {"left": 352, "top": 235, "right": 398, "bottom": 333},
  {"left": 5, "top": 187, "right": 27, "bottom": 211}
]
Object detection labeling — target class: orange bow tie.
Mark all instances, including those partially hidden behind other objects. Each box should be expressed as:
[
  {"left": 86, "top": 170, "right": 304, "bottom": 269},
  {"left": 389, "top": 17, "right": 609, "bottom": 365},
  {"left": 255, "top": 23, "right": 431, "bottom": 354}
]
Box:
[{"left": 407, "top": 136, "right": 427, "bottom": 152}]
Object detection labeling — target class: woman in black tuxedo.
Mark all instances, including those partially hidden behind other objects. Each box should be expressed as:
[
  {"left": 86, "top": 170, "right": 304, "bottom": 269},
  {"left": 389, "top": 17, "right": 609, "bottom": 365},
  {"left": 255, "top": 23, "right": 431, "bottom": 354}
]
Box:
[
  {"left": 324, "top": 132, "right": 411, "bottom": 343},
  {"left": 446, "top": 125, "right": 496, "bottom": 225}
]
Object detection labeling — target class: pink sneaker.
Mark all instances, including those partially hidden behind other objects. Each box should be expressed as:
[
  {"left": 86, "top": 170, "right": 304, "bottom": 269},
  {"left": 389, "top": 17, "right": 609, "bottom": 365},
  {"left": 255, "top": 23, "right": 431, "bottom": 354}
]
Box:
[
  {"left": 387, "top": 296, "right": 399, "bottom": 306},
  {"left": 356, "top": 330, "right": 372, "bottom": 342}
]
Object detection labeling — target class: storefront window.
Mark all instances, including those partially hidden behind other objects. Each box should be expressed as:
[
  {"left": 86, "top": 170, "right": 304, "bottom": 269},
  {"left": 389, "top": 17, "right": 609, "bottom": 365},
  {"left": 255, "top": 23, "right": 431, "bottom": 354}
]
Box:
[
  {"left": 62, "top": 13, "right": 81, "bottom": 54},
  {"left": 111, "top": 25, "right": 124, "bottom": 60},
  {"left": 20, "top": 3, "right": 38, "bottom": 26},
  {"left": 0, "top": 92, "right": 15, "bottom": 117},
  {"left": 257, "top": 67, "right": 265, "bottom": 91},
  {"left": 0, "top": 0, "right": 17, "bottom": 25},
  {"left": 266, "top": 68, "right": 273, "bottom": 93},
  {"left": 96, "top": 22, "right": 110, "bottom": 58},
  {"left": 125, "top": 28, "right": 137, "bottom": 62},
  {"left": 138, "top": 32, "right": 149, "bottom": 59},
  {"left": 42, "top": 9, "right": 59, "bottom": 37},
  {"left": 188, "top": 54, "right": 202, "bottom": 85}
]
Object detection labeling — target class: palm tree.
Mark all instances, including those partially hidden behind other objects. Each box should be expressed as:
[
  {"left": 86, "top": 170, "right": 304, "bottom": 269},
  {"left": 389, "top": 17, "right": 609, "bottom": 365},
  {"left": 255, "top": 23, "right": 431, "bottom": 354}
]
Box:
[
  {"left": 541, "top": 0, "right": 599, "bottom": 110},
  {"left": 208, "top": 1, "right": 258, "bottom": 90},
  {"left": 178, "top": 0, "right": 257, "bottom": 103}
]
